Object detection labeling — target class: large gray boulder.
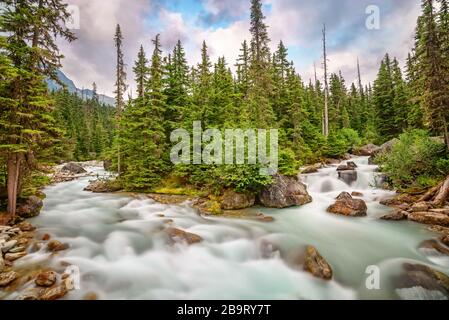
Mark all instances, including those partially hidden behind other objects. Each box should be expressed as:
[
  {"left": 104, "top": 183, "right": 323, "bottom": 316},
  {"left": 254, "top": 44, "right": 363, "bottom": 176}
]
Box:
[
  {"left": 353, "top": 144, "right": 380, "bottom": 156},
  {"left": 258, "top": 174, "right": 312, "bottom": 208},
  {"left": 61, "top": 162, "right": 86, "bottom": 174}
]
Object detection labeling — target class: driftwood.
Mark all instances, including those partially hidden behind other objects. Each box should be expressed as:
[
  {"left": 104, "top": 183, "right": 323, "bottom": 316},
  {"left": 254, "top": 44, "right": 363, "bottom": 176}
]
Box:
[
  {"left": 432, "top": 175, "right": 449, "bottom": 207},
  {"left": 418, "top": 182, "right": 443, "bottom": 202}
]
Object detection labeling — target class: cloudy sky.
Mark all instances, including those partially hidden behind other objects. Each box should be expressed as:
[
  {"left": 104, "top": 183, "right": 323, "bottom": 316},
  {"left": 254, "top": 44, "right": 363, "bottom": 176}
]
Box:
[{"left": 58, "top": 0, "right": 422, "bottom": 97}]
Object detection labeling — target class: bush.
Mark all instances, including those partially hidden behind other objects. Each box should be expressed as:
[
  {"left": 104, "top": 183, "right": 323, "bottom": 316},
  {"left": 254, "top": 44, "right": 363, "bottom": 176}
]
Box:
[
  {"left": 377, "top": 130, "right": 449, "bottom": 190},
  {"left": 325, "top": 129, "right": 361, "bottom": 158},
  {"left": 278, "top": 148, "right": 301, "bottom": 176}
]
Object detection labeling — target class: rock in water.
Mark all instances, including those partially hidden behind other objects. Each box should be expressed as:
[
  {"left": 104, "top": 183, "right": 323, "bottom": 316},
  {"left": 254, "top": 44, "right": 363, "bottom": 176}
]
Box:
[
  {"left": 35, "top": 270, "right": 57, "bottom": 287},
  {"left": 61, "top": 162, "right": 86, "bottom": 174},
  {"left": 0, "top": 271, "right": 18, "bottom": 287},
  {"left": 258, "top": 174, "right": 312, "bottom": 209},
  {"left": 221, "top": 190, "right": 255, "bottom": 210},
  {"left": 338, "top": 170, "right": 358, "bottom": 185},
  {"left": 47, "top": 240, "right": 69, "bottom": 252},
  {"left": 166, "top": 228, "right": 203, "bottom": 245},
  {"left": 393, "top": 263, "right": 449, "bottom": 299},
  {"left": 380, "top": 209, "right": 408, "bottom": 221},
  {"left": 353, "top": 144, "right": 380, "bottom": 156},
  {"left": 303, "top": 246, "right": 333, "bottom": 280},
  {"left": 16, "top": 196, "right": 43, "bottom": 218},
  {"left": 337, "top": 161, "right": 358, "bottom": 171},
  {"left": 40, "top": 285, "right": 68, "bottom": 300},
  {"left": 327, "top": 192, "right": 367, "bottom": 217}
]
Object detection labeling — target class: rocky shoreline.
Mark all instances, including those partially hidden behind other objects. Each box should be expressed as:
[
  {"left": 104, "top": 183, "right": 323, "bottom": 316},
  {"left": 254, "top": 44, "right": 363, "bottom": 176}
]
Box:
[{"left": 0, "top": 222, "right": 76, "bottom": 300}]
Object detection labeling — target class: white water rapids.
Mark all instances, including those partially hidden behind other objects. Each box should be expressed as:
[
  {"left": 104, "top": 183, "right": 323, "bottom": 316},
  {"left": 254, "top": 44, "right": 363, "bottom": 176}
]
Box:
[{"left": 5, "top": 157, "right": 449, "bottom": 300}]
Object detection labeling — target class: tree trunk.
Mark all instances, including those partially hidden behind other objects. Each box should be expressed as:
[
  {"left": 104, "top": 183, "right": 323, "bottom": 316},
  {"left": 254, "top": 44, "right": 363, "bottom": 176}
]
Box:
[
  {"left": 6, "top": 154, "right": 21, "bottom": 218},
  {"left": 433, "top": 175, "right": 449, "bottom": 207}
]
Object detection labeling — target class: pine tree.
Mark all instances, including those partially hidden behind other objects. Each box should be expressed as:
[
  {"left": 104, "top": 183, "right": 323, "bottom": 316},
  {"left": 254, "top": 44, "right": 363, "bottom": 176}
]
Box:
[
  {"left": 417, "top": 0, "right": 449, "bottom": 148},
  {"left": 247, "top": 0, "right": 275, "bottom": 128},
  {"left": 114, "top": 24, "right": 127, "bottom": 174},
  {"left": 133, "top": 45, "right": 149, "bottom": 100},
  {"left": 0, "top": 0, "right": 75, "bottom": 217}
]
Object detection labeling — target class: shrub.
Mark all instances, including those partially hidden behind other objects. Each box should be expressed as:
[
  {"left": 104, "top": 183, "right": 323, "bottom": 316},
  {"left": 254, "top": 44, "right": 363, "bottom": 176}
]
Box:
[
  {"left": 325, "top": 129, "right": 361, "bottom": 158},
  {"left": 377, "top": 130, "right": 448, "bottom": 190}
]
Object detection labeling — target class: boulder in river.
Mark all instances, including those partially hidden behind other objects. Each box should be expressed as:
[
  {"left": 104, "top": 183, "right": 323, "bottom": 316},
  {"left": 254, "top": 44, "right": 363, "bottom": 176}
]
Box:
[
  {"left": 337, "top": 161, "right": 357, "bottom": 171},
  {"left": 353, "top": 144, "right": 381, "bottom": 156},
  {"left": 16, "top": 196, "right": 43, "bottom": 218},
  {"left": 393, "top": 263, "right": 449, "bottom": 299},
  {"left": 327, "top": 192, "right": 367, "bottom": 217},
  {"left": 84, "top": 179, "right": 122, "bottom": 193},
  {"left": 419, "top": 239, "right": 449, "bottom": 256},
  {"left": 407, "top": 211, "right": 449, "bottom": 227},
  {"left": 303, "top": 246, "right": 333, "bottom": 280},
  {"left": 221, "top": 190, "right": 255, "bottom": 210},
  {"left": 338, "top": 170, "right": 358, "bottom": 185},
  {"left": 35, "top": 270, "right": 57, "bottom": 287},
  {"left": 258, "top": 174, "right": 312, "bottom": 209},
  {"left": 369, "top": 138, "right": 399, "bottom": 164},
  {"left": 61, "top": 162, "right": 86, "bottom": 174}
]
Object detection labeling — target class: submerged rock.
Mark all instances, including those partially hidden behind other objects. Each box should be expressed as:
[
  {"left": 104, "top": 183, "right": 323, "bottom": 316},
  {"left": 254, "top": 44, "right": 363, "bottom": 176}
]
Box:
[
  {"left": 221, "top": 190, "right": 255, "bottom": 210},
  {"left": 166, "top": 228, "right": 203, "bottom": 245},
  {"left": 47, "top": 240, "right": 69, "bottom": 252},
  {"left": 327, "top": 192, "right": 367, "bottom": 217},
  {"left": 338, "top": 170, "right": 358, "bottom": 185},
  {"left": 393, "top": 263, "right": 449, "bottom": 299},
  {"left": 258, "top": 174, "right": 312, "bottom": 209},
  {"left": 419, "top": 239, "right": 449, "bottom": 256},
  {"left": 303, "top": 246, "right": 333, "bottom": 280}
]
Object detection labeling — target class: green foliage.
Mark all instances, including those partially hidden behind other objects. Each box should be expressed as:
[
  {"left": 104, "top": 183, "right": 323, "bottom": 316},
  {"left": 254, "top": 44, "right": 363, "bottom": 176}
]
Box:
[
  {"left": 278, "top": 148, "right": 300, "bottom": 176},
  {"left": 377, "top": 130, "right": 449, "bottom": 189},
  {"left": 325, "top": 129, "right": 361, "bottom": 158}
]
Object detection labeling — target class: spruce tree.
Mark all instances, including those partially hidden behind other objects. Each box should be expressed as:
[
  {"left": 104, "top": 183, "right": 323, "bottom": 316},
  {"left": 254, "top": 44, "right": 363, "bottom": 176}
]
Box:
[{"left": 0, "top": 0, "right": 75, "bottom": 217}]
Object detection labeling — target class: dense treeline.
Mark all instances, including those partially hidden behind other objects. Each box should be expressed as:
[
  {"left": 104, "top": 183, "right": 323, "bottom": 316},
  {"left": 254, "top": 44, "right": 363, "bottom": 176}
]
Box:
[
  {"left": 112, "top": 0, "right": 449, "bottom": 194},
  {"left": 1, "top": 0, "right": 449, "bottom": 219},
  {"left": 52, "top": 88, "right": 115, "bottom": 161}
]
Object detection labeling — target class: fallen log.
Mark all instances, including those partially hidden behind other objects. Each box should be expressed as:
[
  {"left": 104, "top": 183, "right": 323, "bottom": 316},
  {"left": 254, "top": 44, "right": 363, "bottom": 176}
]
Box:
[
  {"left": 432, "top": 175, "right": 449, "bottom": 207},
  {"left": 417, "top": 182, "right": 443, "bottom": 203}
]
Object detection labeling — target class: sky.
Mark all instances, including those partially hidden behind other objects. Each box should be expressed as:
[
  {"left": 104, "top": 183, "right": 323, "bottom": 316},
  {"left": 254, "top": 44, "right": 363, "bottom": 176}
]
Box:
[{"left": 58, "top": 0, "right": 422, "bottom": 98}]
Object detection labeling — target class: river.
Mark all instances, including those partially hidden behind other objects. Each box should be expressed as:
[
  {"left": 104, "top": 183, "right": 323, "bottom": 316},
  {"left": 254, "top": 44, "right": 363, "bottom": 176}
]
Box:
[{"left": 6, "top": 157, "right": 449, "bottom": 300}]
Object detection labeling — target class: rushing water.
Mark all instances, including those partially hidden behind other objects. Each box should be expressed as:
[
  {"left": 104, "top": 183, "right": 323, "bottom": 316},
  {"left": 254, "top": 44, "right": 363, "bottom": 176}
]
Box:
[{"left": 6, "top": 157, "right": 449, "bottom": 300}]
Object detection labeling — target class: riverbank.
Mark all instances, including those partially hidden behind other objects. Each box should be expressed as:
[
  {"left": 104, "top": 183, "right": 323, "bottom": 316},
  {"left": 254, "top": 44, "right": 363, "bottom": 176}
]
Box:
[{"left": 1, "top": 156, "right": 449, "bottom": 300}]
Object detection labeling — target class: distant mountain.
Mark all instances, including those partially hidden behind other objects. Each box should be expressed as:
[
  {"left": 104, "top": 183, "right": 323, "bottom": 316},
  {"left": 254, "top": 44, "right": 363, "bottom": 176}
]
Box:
[{"left": 47, "top": 70, "right": 115, "bottom": 106}]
